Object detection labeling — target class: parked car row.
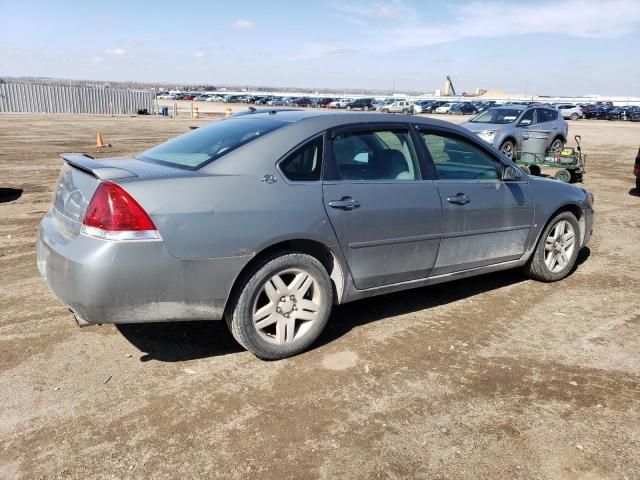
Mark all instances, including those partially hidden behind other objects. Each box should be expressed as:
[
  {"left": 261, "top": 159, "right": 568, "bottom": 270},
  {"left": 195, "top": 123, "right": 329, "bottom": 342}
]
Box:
[
  {"left": 156, "top": 91, "right": 640, "bottom": 121},
  {"left": 581, "top": 104, "right": 640, "bottom": 121}
]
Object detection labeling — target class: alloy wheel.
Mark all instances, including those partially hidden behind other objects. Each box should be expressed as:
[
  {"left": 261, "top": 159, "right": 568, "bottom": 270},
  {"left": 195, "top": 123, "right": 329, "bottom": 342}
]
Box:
[
  {"left": 544, "top": 220, "right": 576, "bottom": 273},
  {"left": 501, "top": 141, "right": 514, "bottom": 159},
  {"left": 252, "top": 268, "right": 321, "bottom": 344}
]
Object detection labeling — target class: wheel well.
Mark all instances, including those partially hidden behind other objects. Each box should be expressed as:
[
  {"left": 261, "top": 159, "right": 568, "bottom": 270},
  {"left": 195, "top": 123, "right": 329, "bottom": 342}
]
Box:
[
  {"left": 545, "top": 203, "right": 585, "bottom": 245},
  {"left": 551, "top": 203, "right": 582, "bottom": 221},
  {"left": 552, "top": 134, "right": 566, "bottom": 143},
  {"left": 225, "top": 239, "right": 346, "bottom": 313},
  {"left": 500, "top": 136, "right": 516, "bottom": 147}
]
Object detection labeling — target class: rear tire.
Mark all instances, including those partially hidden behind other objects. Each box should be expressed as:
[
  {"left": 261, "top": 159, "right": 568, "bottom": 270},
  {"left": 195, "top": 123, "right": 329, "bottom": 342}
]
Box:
[
  {"left": 554, "top": 169, "right": 571, "bottom": 183},
  {"left": 500, "top": 140, "right": 516, "bottom": 159},
  {"left": 523, "top": 212, "right": 580, "bottom": 282},
  {"left": 225, "top": 251, "right": 333, "bottom": 360},
  {"left": 570, "top": 113, "right": 579, "bottom": 120},
  {"left": 550, "top": 137, "right": 565, "bottom": 155},
  {"left": 570, "top": 170, "right": 582, "bottom": 183}
]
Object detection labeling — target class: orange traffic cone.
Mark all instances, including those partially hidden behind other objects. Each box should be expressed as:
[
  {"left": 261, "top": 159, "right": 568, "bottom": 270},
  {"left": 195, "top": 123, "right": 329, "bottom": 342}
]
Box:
[{"left": 96, "top": 132, "right": 106, "bottom": 148}]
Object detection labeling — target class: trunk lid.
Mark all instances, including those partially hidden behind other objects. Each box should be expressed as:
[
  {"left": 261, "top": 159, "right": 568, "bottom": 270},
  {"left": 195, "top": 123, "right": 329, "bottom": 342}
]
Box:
[{"left": 51, "top": 153, "right": 192, "bottom": 235}]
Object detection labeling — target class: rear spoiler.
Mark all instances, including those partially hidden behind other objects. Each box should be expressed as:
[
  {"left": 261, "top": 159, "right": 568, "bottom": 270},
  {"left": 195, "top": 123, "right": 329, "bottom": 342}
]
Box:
[{"left": 61, "top": 153, "right": 137, "bottom": 181}]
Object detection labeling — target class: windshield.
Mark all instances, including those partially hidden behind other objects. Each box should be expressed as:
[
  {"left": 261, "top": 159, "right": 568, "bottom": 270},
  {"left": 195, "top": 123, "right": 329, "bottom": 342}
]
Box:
[
  {"left": 470, "top": 108, "right": 522, "bottom": 124},
  {"left": 138, "top": 118, "right": 285, "bottom": 169}
]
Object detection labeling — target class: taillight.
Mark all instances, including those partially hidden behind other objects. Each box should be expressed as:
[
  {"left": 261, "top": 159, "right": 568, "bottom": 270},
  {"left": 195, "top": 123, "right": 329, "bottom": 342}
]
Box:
[{"left": 82, "top": 182, "right": 160, "bottom": 241}]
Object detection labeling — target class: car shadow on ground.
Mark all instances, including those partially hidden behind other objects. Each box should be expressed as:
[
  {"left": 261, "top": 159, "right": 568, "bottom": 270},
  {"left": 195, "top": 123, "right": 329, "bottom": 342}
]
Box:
[
  {"left": 117, "top": 321, "right": 243, "bottom": 362},
  {"left": 0, "top": 188, "right": 23, "bottom": 203},
  {"left": 117, "top": 247, "right": 591, "bottom": 362},
  {"left": 317, "top": 249, "right": 588, "bottom": 349}
]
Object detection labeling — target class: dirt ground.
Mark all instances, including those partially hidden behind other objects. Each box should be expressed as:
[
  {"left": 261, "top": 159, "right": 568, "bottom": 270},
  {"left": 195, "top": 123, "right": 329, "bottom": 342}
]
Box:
[{"left": 1, "top": 111, "right": 639, "bottom": 480}]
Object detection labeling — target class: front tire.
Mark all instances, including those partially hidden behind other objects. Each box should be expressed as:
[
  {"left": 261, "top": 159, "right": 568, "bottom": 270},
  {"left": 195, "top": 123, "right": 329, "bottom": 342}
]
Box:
[
  {"left": 570, "top": 113, "right": 579, "bottom": 120},
  {"left": 225, "top": 252, "right": 333, "bottom": 360},
  {"left": 523, "top": 212, "right": 580, "bottom": 282}
]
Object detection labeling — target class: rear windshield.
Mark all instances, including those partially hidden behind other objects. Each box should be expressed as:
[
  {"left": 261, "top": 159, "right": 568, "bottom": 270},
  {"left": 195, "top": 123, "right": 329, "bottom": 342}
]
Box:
[
  {"left": 470, "top": 108, "right": 522, "bottom": 124},
  {"left": 138, "top": 117, "right": 285, "bottom": 169}
]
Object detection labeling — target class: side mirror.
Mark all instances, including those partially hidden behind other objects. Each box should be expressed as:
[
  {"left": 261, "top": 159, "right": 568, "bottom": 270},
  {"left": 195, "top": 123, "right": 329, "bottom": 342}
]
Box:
[
  {"left": 502, "top": 165, "right": 522, "bottom": 181},
  {"left": 519, "top": 118, "right": 532, "bottom": 126}
]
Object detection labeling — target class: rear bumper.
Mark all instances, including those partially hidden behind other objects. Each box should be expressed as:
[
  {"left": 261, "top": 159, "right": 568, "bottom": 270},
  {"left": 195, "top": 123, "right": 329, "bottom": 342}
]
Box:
[{"left": 37, "top": 210, "right": 249, "bottom": 326}]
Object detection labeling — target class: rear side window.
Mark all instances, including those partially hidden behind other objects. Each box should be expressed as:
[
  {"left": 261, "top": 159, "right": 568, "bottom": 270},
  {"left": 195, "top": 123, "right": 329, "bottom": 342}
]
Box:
[
  {"left": 537, "top": 108, "right": 558, "bottom": 122},
  {"left": 279, "top": 137, "right": 323, "bottom": 182},
  {"left": 330, "top": 129, "right": 420, "bottom": 181},
  {"left": 139, "top": 118, "right": 285, "bottom": 169}
]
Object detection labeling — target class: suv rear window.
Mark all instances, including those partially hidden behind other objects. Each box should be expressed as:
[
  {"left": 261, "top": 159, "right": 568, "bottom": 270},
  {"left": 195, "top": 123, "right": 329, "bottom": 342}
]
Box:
[{"left": 138, "top": 117, "right": 285, "bottom": 169}]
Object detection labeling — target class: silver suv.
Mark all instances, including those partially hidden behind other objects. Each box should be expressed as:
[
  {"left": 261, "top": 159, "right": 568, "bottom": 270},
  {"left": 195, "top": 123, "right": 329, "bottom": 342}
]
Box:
[
  {"left": 554, "top": 104, "right": 583, "bottom": 120},
  {"left": 461, "top": 105, "right": 569, "bottom": 158}
]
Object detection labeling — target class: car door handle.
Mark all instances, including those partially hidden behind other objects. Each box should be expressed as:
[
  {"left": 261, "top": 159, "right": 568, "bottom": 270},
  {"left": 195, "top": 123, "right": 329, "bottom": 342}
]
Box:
[
  {"left": 447, "top": 193, "right": 470, "bottom": 205},
  {"left": 328, "top": 197, "right": 361, "bottom": 210}
]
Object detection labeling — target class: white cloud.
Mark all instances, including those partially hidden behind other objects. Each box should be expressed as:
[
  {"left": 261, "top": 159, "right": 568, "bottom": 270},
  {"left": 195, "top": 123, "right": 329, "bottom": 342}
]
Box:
[
  {"left": 104, "top": 48, "right": 127, "bottom": 56},
  {"left": 231, "top": 19, "right": 254, "bottom": 29},
  {"left": 193, "top": 51, "right": 205, "bottom": 58},
  {"left": 335, "top": 1, "right": 414, "bottom": 20},
  {"left": 336, "top": 0, "right": 640, "bottom": 52}
]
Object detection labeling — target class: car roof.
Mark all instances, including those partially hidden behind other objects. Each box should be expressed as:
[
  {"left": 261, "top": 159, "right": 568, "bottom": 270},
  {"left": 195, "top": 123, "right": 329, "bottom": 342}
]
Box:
[
  {"left": 223, "top": 109, "right": 465, "bottom": 130},
  {"left": 492, "top": 105, "right": 527, "bottom": 111}
]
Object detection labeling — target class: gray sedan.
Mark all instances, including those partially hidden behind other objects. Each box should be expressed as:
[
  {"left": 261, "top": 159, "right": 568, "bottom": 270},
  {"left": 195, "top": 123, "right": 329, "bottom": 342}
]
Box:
[{"left": 37, "top": 111, "right": 594, "bottom": 359}]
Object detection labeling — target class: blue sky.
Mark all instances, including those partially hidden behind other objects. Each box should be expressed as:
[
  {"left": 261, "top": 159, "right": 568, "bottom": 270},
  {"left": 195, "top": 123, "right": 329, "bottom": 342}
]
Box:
[{"left": 1, "top": 0, "right": 639, "bottom": 96}]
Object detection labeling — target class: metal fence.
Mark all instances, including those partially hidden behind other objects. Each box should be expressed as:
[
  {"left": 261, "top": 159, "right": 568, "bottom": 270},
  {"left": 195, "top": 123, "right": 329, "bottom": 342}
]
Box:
[{"left": 0, "top": 83, "right": 156, "bottom": 115}]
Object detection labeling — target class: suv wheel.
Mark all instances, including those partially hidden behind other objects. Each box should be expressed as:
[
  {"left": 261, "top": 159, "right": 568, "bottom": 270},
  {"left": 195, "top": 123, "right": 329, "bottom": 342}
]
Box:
[
  {"left": 570, "top": 113, "right": 579, "bottom": 120},
  {"left": 225, "top": 251, "right": 333, "bottom": 360},
  {"left": 363, "top": 106, "right": 369, "bottom": 111},
  {"left": 500, "top": 140, "right": 516, "bottom": 159},
  {"left": 523, "top": 212, "right": 580, "bottom": 282},
  {"left": 550, "top": 138, "right": 565, "bottom": 154},
  {"left": 346, "top": 105, "right": 351, "bottom": 111}
]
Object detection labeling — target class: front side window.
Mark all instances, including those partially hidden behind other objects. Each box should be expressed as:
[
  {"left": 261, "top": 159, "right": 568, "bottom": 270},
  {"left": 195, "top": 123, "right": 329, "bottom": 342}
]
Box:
[
  {"left": 519, "top": 109, "right": 535, "bottom": 125},
  {"left": 139, "top": 117, "right": 285, "bottom": 169},
  {"left": 330, "top": 128, "right": 420, "bottom": 181},
  {"left": 420, "top": 132, "right": 501, "bottom": 180},
  {"left": 279, "top": 137, "right": 323, "bottom": 181}
]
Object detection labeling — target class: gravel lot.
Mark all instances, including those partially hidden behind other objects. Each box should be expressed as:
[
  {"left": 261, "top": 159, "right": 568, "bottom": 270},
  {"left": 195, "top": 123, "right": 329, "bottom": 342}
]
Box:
[{"left": 1, "top": 111, "right": 639, "bottom": 479}]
